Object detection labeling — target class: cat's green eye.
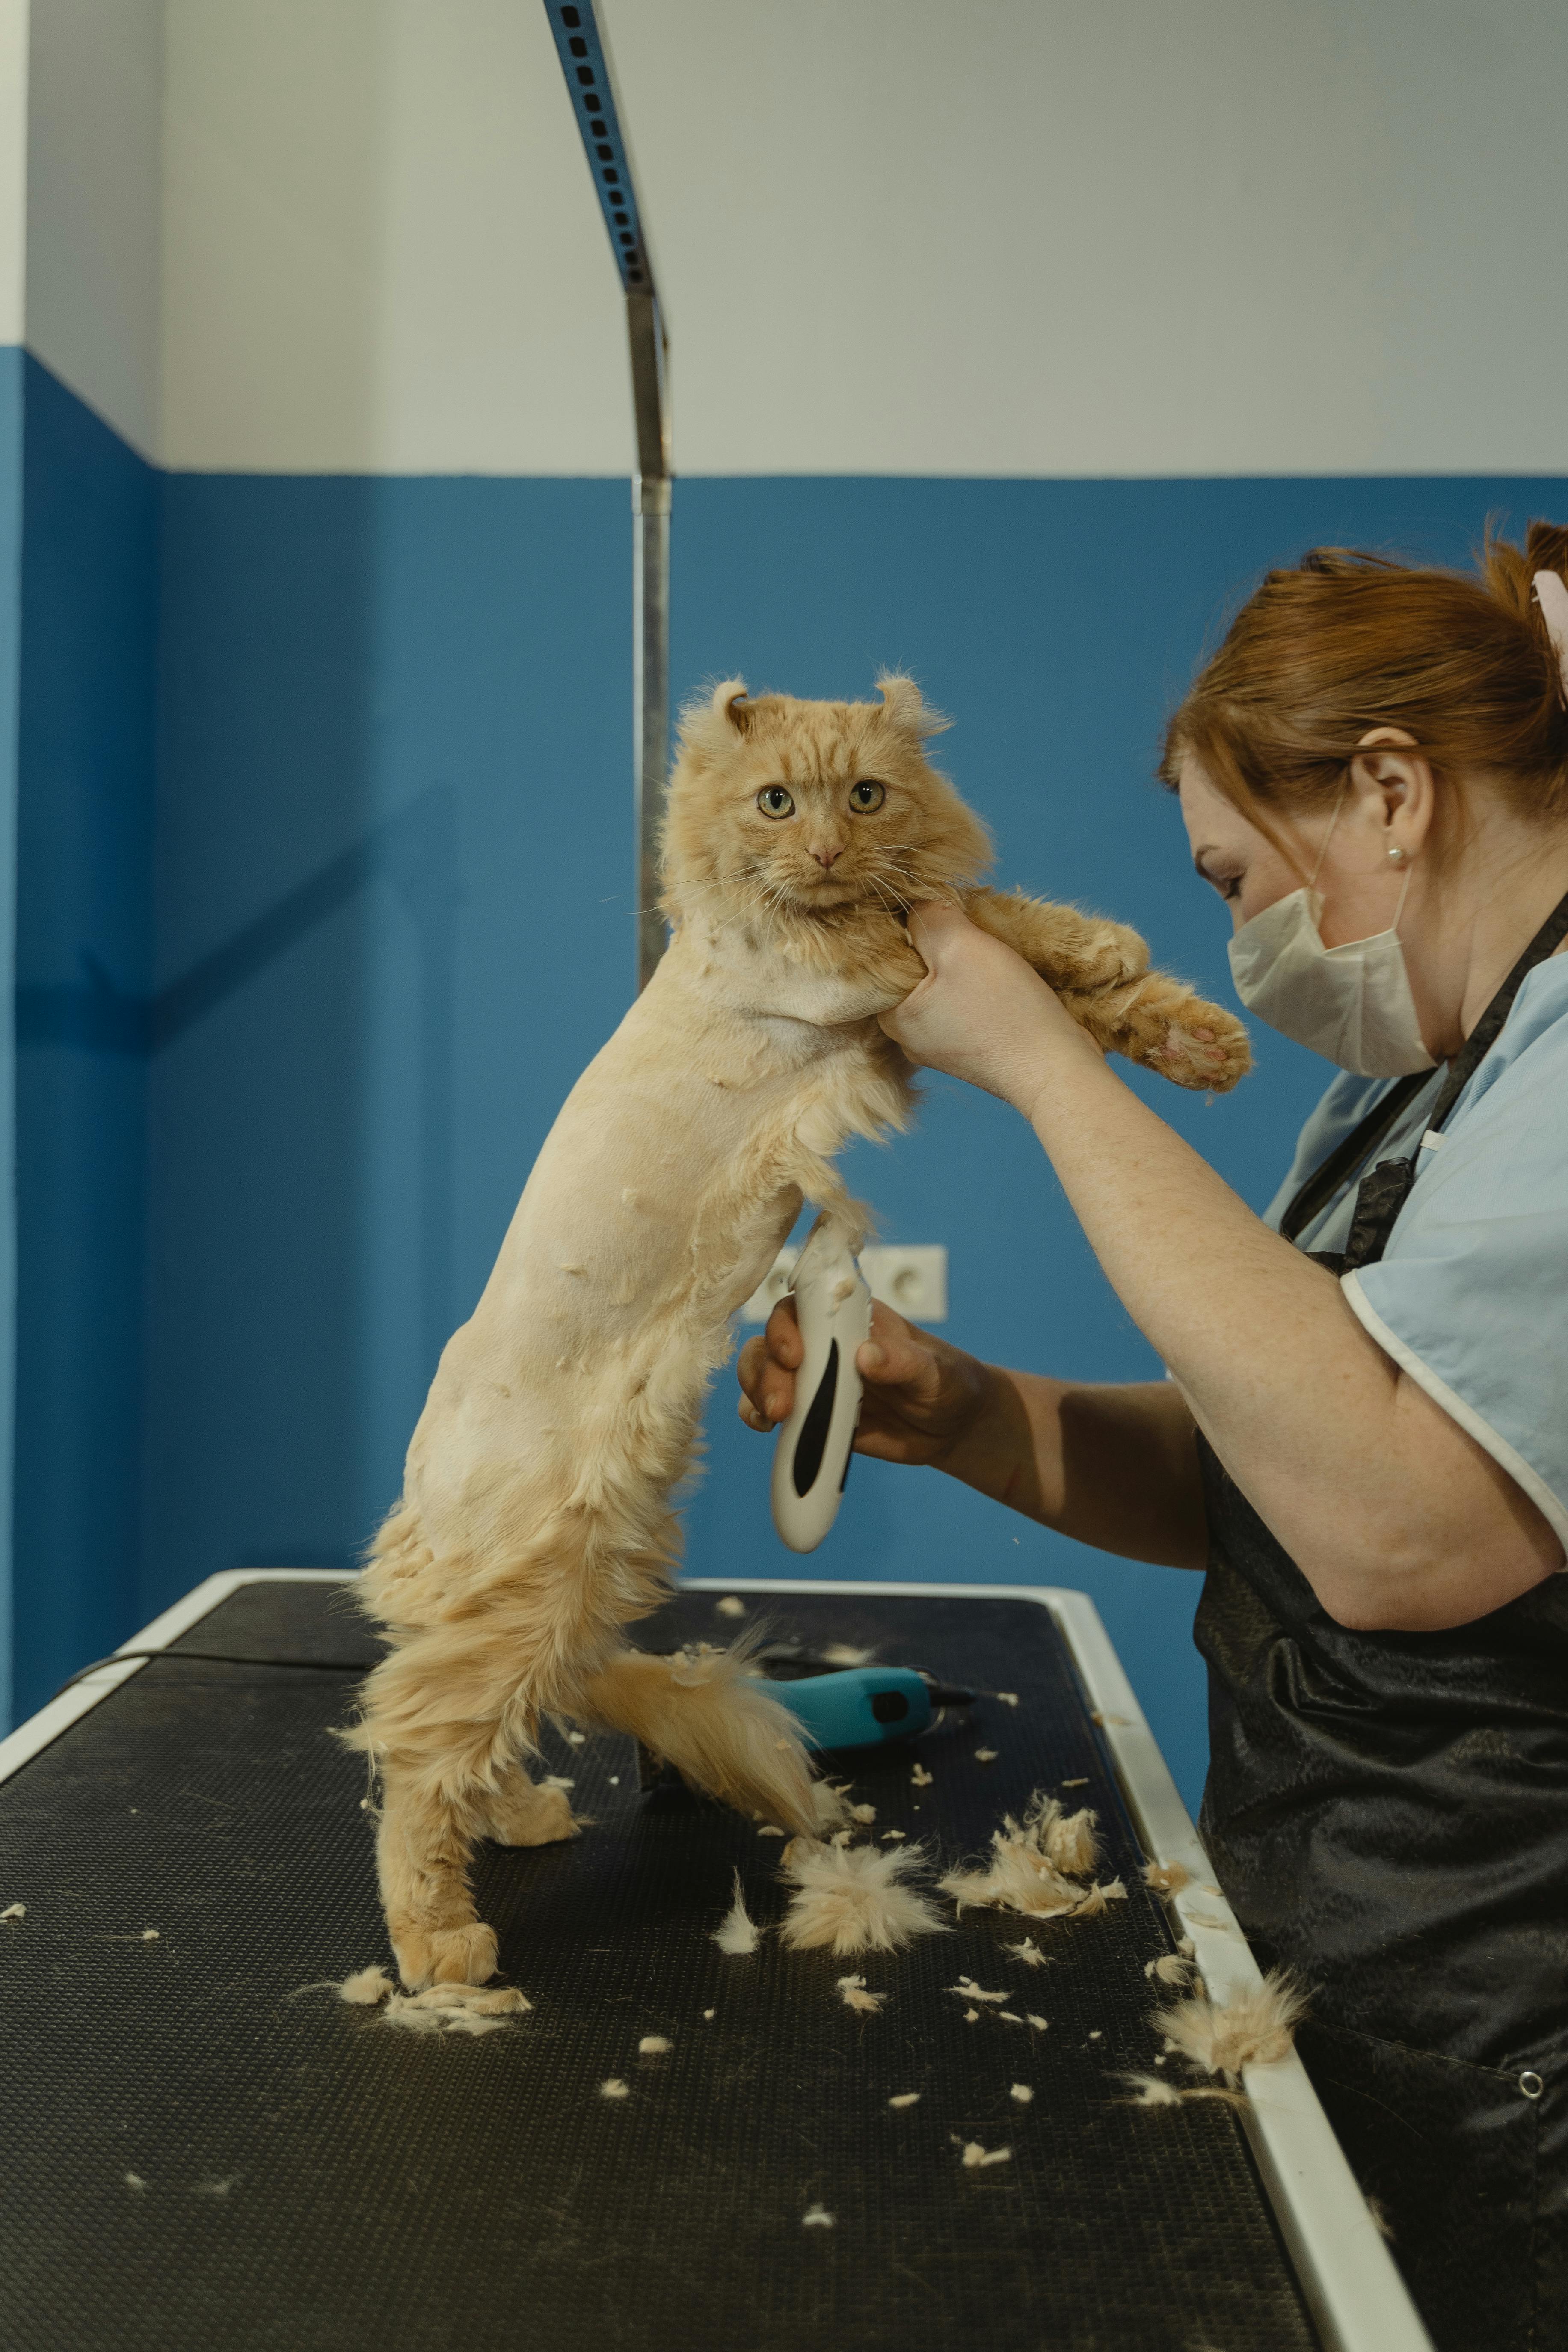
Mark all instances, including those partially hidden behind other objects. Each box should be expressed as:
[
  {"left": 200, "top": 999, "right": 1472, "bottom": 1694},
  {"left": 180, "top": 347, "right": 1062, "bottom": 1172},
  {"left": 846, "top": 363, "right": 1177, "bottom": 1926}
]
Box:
[
  {"left": 849, "top": 779, "right": 886, "bottom": 813},
  {"left": 756, "top": 786, "right": 795, "bottom": 819}
]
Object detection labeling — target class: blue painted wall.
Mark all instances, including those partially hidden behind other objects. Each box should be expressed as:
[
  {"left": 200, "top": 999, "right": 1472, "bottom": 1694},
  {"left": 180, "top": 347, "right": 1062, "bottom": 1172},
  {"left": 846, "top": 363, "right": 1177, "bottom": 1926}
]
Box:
[
  {"left": 142, "top": 477, "right": 630, "bottom": 1622},
  {"left": 0, "top": 349, "right": 23, "bottom": 1727},
  {"left": 9, "top": 366, "right": 1567, "bottom": 1807},
  {"left": 140, "top": 463, "right": 1568, "bottom": 1811},
  {"left": 12, "top": 357, "right": 157, "bottom": 1719}
]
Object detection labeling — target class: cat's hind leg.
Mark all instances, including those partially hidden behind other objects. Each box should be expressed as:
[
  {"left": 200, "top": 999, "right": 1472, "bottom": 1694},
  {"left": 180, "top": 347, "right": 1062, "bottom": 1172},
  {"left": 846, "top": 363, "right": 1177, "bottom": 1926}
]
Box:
[
  {"left": 350, "top": 1623, "right": 539, "bottom": 1989},
  {"left": 374, "top": 1759, "right": 500, "bottom": 1990}
]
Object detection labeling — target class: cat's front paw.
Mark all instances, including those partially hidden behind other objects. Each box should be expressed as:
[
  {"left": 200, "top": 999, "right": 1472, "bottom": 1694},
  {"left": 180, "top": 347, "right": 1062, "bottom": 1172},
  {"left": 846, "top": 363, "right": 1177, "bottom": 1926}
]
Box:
[
  {"left": 1153, "top": 997, "right": 1252, "bottom": 1091},
  {"left": 392, "top": 1918, "right": 500, "bottom": 1991}
]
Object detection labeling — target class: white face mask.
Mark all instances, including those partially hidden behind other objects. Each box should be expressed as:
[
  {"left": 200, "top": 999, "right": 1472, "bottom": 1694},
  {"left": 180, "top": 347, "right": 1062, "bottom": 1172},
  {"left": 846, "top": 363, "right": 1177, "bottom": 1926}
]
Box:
[
  {"left": 1228, "top": 888, "right": 1435, "bottom": 1076},
  {"left": 1224, "top": 786, "right": 1435, "bottom": 1078}
]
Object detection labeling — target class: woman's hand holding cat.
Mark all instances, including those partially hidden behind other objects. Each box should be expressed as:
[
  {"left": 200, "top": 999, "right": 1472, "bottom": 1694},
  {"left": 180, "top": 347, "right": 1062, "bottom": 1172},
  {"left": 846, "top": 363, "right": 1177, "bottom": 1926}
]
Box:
[
  {"left": 738, "top": 1296, "right": 994, "bottom": 1471},
  {"left": 880, "top": 902, "right": 1103, "bottom": 1116}
]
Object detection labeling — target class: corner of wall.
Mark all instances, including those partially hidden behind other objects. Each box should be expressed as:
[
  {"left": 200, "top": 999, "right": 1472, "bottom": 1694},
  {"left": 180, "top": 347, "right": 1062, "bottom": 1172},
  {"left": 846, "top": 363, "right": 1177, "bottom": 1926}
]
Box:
[
  {"left": 0, "top": 342, "right": 25, "bottom": 1725},
  {"left": 10, "top": 352, "right": 158, "bottom": 1720}
]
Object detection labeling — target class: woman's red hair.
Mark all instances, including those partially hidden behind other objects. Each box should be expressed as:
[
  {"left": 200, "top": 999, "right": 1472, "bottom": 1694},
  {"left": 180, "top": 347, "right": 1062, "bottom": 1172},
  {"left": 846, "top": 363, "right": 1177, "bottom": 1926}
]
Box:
[{"left": 1161, "top": 521, "right": 1568, "bottom": 856}]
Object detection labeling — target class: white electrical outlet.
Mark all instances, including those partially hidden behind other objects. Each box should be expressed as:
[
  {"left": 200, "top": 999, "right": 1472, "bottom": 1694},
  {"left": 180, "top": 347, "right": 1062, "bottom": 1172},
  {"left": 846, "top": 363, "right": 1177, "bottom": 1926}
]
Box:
[
  {"left": 740, "top": 1242, "right": 948, "bottom": 1324},
  {"left": 861, "top": 1245, "right": 948, "bottom": 1323}
]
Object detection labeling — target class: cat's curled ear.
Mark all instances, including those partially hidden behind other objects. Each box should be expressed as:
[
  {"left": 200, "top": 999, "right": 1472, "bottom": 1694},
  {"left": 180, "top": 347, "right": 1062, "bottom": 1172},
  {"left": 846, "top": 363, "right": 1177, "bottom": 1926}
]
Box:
[
  {"left": 875, "top": 672, "right": 950, "bottom": 740},
  {"left": 676, "top": 677, "right": 755, "bottom": 768},
  {"left": 710, "top": 678, "right": 753, "bottom": 733}
]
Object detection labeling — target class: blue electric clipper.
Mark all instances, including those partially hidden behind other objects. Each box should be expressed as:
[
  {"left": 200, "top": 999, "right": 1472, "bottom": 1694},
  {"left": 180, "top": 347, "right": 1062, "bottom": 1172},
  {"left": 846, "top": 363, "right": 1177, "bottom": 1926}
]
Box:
[{"left": 767, "top": 1664, "right": 951, "bottom": 1747}]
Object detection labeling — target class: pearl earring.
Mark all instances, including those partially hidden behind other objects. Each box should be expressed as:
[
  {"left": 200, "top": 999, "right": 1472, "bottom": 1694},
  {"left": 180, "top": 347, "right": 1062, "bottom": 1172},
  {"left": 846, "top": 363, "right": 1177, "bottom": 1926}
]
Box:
[{"left": 1387, "top": 845, "right": 1408, "bottom": 865}]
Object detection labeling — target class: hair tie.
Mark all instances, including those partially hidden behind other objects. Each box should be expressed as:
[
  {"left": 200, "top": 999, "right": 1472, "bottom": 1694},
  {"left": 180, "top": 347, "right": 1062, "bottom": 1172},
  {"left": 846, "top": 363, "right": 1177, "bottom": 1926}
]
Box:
[{"left": 1532, "top": 571, "right": 1568, "bottom": 708}]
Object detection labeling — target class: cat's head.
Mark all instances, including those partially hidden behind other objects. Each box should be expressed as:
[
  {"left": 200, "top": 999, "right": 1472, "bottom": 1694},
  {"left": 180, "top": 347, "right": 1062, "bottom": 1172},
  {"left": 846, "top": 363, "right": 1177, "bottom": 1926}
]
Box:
[{"left": 661, "top": 675, "right": 992, "bottom": 927}]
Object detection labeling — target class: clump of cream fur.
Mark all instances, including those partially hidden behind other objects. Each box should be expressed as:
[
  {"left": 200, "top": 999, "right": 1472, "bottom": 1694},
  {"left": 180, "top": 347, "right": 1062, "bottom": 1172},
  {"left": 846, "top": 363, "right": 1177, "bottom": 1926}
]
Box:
[
  {"left": 836, "top": 1973, "right": 886, "bottom": 2014},
  {"left": 1153, "top": 1970, "right": 1307, "bottom": 2084},
  {"left": 713, "top": 1870, "right": 762, "bottom": 1956},
  {"left": 1122, "top": 2072, "right": 1249, "bottom": 2112},
  {"left": 940, "top": 1792, "right": 1116, "bottom": 1920},
  {"left": 344, "top": 675, "right": 1251, "bottom": 1991},
  {"left": 780, "top": 1841, "right": 946, "bottom": 1955},
  {"left": 339, "top": 1964, "right": 396, "bottom": 2006},
  {"left": 380, "top": 1982, "right": 530, "bottom": 2037}
]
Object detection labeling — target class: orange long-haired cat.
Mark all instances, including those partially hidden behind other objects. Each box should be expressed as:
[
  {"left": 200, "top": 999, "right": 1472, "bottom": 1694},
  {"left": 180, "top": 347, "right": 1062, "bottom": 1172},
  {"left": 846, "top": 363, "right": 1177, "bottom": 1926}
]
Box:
[{"left": 347, "top": 677, "right": 1248, "bottom": 1989}]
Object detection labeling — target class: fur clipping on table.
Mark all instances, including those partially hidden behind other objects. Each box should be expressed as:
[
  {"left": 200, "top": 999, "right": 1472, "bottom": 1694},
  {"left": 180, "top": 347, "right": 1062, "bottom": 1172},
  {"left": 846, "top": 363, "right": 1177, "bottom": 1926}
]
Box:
[
  {"left": 338, "top": 1965, "right": 396, "bottom": 2006},
  {"left": 836, "top": 1973, "right": 886, "bottom": 2014},
  {"left": 946, "top": 1976, "right": 1007, "bottom": 2004},
  {"left": 779, "top": 1840, "right": 946, "bottom": 1955},
  {"left": 712, "top": 1869, "right": 762, "bottom": 1956},
  {"left": 1141, "top": 1860, "right": 1190, "bottom": 1897},
  {"left": 1122, "top": 2071, "right": 1250, "bottom": 2111},
  {"left": 1153, "top": 1969, "right": 1307, "bottom": 2084},
  {"left": 374, "top": 1981, "right": 531, "bottom": 2036},
  {"left": 939, "top": 1792, "right": 1114, "bottom": 1919}
]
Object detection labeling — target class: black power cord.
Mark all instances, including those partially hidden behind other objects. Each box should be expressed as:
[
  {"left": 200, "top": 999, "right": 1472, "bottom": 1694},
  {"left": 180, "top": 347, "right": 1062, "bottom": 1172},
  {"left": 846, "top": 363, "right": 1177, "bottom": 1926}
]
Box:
[{"left": 48, "top": 1649, "right": 378, "bottom": 1703}]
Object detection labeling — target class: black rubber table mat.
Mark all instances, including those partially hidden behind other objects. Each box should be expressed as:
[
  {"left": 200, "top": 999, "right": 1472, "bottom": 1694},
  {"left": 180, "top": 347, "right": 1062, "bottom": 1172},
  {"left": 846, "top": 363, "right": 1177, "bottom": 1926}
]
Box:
[{"left": 0, "top": 1579, "right": 1317, "bottom": 2352}]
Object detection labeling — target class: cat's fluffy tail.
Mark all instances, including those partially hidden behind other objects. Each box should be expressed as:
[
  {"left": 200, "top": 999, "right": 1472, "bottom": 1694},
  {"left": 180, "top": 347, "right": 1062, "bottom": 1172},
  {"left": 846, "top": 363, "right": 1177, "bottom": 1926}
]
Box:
[{"left": 577, "top": 1643, "right": 827, "bottom": 1836}]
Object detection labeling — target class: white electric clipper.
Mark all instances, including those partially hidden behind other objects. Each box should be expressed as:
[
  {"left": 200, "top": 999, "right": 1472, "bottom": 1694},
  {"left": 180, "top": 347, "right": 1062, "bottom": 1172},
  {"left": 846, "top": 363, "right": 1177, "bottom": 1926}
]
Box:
[{"left": 770, "top": 1214, "right": 873, "bottom": 1554}]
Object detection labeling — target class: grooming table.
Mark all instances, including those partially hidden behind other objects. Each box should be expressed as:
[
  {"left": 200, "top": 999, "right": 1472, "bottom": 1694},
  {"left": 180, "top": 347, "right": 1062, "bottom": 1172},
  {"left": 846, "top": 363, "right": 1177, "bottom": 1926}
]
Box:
[{"left": 0, "top": 1573, "right": 1429, "bottom": 2352}]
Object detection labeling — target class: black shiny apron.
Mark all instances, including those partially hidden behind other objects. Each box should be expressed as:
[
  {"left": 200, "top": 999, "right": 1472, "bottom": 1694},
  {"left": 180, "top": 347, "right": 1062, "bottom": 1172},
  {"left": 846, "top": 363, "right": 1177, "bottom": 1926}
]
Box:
[{"left": 1194, "top": 893, "right": 1568, "bottom": 2352}]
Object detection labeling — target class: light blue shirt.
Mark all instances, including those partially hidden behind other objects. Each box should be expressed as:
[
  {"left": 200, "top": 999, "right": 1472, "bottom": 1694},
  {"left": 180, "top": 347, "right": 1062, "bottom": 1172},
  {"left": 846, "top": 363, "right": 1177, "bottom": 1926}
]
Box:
[{"left": 1263, "top": 957, "right": 1568, "bottom": 1550}]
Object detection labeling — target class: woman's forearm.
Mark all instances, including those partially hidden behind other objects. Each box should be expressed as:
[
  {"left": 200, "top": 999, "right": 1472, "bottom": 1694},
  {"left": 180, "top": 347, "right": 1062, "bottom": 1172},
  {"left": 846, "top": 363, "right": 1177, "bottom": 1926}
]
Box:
[
  {"left": 1016, "top": 1040, "right": 1561, "bottom": 1627},
  {"left": 877, "top": 901, "right": 1560, "bottom": 1630},
  {"left": 937, "top": 1370, "right": 1209, "bottom": 1569}
]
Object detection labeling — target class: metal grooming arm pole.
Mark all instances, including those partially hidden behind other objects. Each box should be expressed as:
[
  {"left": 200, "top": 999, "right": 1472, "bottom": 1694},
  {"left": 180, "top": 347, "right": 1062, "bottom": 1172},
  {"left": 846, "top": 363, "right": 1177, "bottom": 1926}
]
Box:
[{"left": 545, "top": 1, "right": 672, "bottom": 994}]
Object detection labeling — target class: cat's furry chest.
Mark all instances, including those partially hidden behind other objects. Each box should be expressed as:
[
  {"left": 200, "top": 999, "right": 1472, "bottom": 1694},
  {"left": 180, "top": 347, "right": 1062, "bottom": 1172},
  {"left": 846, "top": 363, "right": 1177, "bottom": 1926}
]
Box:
[
  {"left": 672, "top": 906, "right": 921, "bottom": 1032},
  {"left": 414, "top": 920, "right": 910, "bottom": 1459}
]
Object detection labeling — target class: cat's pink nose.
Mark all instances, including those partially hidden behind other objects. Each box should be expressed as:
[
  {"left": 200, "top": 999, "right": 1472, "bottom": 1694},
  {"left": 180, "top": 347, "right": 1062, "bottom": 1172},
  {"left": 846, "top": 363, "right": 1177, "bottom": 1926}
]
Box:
[{"left": 810, "top": 845, "right": 844, "bottom": 869}]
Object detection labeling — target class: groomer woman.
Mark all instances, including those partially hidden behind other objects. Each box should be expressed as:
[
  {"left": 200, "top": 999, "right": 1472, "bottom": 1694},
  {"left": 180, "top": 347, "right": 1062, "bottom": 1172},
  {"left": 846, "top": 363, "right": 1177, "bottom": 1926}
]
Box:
[{"left": 739, "top": 527, "right": 1568, "bottom": 2352}]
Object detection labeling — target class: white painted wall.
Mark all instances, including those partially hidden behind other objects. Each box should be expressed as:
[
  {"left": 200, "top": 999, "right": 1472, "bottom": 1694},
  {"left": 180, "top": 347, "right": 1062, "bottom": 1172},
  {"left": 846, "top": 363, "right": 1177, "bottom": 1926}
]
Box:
[
  {"left": 24, "top": 0, "right": 163, "bottom": 456},
  {"left": 159, "top": 0, "right": 623, "bottom": 477},
  {"left": 0, "top": 0, "right": 28, "bottom": 345},
  {"left": 11, "top": 0, "right": 1568, "bottom": 476}
]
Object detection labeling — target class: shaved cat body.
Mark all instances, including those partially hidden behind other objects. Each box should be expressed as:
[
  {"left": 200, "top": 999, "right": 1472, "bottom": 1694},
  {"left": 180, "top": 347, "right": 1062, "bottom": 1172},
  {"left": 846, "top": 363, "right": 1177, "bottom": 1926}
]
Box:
[{"left": 348, "top": 677, "right": 1248, "bottom": 1991}]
